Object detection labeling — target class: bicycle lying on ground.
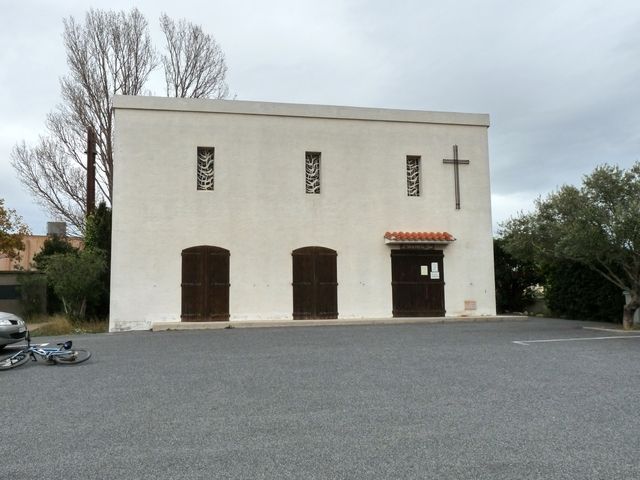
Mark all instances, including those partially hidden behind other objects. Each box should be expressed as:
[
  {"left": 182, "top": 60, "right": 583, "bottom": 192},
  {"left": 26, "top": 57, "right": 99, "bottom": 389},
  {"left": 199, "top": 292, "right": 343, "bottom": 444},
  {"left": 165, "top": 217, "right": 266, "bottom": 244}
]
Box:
[{"left": 0, "top": 330, "right": 91, "bottom": 370}]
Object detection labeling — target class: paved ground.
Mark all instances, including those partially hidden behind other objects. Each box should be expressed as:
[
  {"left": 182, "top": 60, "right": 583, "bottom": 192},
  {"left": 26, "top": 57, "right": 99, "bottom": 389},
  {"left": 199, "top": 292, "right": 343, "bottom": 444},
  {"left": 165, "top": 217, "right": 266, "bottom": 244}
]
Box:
[{"left": 1, "top": 318, "right": 639, "bottom": 479}]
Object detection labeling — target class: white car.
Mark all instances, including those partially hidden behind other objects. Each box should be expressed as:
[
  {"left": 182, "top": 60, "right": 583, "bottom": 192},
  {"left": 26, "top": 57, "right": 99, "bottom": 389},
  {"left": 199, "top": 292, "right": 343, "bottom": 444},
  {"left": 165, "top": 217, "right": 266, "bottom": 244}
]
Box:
[{"left": 0, "top": 312, "right": 27, "bottom": 349}]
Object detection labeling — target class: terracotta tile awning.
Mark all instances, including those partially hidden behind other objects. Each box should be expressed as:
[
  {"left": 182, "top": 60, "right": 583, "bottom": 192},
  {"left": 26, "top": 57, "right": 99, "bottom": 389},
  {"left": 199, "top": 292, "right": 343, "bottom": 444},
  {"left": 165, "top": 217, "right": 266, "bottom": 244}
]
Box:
[{"left": 384, "top": 231, "right": 455, "bottom": 244}]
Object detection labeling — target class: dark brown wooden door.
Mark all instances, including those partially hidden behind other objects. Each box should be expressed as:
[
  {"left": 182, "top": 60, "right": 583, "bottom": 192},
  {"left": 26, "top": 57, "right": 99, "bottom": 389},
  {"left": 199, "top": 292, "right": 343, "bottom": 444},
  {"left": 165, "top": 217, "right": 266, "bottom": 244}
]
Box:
[
  {"left": 181, "top": 246, "right": 230, "bottom": 321},
  {"left": 391, "top": 250, "right": 445, "bottom": 317},
  {"left": 292, "top": 247, "right": 338, "bottom": 319}
]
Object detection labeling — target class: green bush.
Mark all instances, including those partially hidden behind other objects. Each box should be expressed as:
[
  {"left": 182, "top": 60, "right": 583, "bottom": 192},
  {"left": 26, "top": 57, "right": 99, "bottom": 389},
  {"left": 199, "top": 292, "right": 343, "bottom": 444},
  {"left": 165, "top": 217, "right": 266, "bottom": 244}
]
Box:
[
  {"left": 32, "top": 234, "right": 79, "bottom": 267},
  {"left": 494, "top": 238, "right": 543, "bottom": 313},
  {"left": 544, "top": 260, "right": 625, "bottom": 323},
  {"left": 17, "top": 272, "right": 47, "bottom": 319},
  {"left": 43, "top": 249, "right": 107, "bottom": 322},
  {"left": 84, "top": 202, "right": 111, "bottom": 317},
  {"left": 32, "top": 234, "right": 79, "bottom": 314}
]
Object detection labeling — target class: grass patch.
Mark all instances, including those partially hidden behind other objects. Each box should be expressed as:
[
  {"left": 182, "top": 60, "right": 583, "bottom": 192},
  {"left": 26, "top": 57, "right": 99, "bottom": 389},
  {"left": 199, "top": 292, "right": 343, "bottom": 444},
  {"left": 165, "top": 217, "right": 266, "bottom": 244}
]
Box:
[
  {"left": 25, "top": 314, "right": 55, "bottom": 325},
  {"left": 26, "top": 314, "right": 108, "bottom": 337}
]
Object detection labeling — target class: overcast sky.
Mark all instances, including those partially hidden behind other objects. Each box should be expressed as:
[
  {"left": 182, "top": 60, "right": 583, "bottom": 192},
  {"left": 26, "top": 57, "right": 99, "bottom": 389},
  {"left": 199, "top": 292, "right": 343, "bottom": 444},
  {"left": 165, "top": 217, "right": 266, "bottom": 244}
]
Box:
[{"left": 1, "top": 0, "right": 639, "bottom": 234}]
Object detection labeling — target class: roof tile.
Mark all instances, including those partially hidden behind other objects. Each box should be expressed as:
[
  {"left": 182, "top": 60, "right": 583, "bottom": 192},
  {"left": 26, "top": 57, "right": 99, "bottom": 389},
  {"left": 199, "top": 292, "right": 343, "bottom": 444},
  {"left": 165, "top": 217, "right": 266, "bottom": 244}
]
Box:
[{"left": 384, "top": 231, "right": 455, "bottom": 242}]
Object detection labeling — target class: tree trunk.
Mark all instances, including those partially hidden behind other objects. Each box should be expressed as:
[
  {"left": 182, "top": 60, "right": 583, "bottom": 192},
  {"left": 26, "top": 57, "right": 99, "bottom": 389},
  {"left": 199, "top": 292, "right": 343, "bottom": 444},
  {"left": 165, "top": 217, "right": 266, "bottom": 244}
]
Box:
[
  {"left": 79, "top": 298, "right": 87, "bottom": 320},
  {"left": 622, "top": 297, "right": 639, "bottom": 330}
]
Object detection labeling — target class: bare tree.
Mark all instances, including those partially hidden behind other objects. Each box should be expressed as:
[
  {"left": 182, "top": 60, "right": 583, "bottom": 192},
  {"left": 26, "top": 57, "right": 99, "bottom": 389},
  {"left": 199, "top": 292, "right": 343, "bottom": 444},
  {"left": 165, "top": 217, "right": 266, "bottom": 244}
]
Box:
[
  {"left": 12, "top": 9, "right": 230, "bottom": 233},
  {"left": 12, "top": 8, "right": 156, "bottom": 232},
  {"left": 60, "top": 8, "right": 156, "bottom": 202},
  {"left": 12, "top": 139, "right": 86, "bottom": 229},
  {"left": 160, "top": 14, "right": 229, "bottom": 99}
]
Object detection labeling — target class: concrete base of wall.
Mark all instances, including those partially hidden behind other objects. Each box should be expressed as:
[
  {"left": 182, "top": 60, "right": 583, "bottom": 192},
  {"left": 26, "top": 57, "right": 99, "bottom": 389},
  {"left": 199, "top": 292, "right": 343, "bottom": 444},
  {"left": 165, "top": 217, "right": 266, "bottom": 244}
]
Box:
[{"left": 151, "top": 315, "right": 525, "bottom": 332}]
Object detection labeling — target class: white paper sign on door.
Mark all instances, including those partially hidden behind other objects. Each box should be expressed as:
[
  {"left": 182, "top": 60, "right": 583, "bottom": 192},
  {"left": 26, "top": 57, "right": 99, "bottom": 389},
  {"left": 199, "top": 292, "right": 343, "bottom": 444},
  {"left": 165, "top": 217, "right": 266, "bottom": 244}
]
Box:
[
  {"left": 431, "top": 262, "right": 439, "bottom": 272},
  {"left": 420, "top": 265, "right": 428, "bottom": 276}
]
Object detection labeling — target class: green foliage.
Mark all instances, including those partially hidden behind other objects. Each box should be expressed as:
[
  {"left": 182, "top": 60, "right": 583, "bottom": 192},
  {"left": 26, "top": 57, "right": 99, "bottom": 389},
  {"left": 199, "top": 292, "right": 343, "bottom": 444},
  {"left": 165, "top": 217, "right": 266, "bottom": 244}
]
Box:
[
  {"left": 43, "top": 249, "right": 107, "bottom": 322},
  {"left": 85, "top": 202, "right": 112, "bottom": 254},
  {"left": 32, "top": 235, "right": 79, "bottom": 314},
  {"left": 494, "top": 238, "right": 543, "bottom": 313},
  {"left": 17, "top": 273, "right": 48, "bottom": 319},
  {"left": 544, "top": 260, "right": 625, "bottom": 323},
  {"left": 32, "top": 234, "right": 79, "bottom": 269},
  {"left": 500, "top": 162, "right": 640, "bottom": 327},
  {"left": 84, "top": 202, "right": 111, "bottom": 317}
]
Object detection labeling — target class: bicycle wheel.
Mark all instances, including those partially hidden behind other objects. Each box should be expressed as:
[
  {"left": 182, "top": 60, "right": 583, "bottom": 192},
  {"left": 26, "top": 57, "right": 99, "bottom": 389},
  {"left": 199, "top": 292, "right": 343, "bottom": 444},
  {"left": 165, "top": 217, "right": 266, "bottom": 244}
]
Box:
[
  {"left": 0, "top": 351, "right": 30, "bottom": 370},
  {"left": 53, "top": 349, "right": 91, "bottom": 365}
]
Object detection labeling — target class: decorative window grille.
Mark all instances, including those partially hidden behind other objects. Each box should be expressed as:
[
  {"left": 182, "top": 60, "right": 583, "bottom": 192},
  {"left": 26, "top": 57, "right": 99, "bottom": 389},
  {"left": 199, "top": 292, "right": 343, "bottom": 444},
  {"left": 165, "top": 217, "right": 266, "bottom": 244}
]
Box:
[
  {"left": 305, "top": 152, "right": 321, "bottom": 194},
  {"left": 197, "top": 147, "right": 215, "bottom": 190},
  {"left": 406, "top": 156, "right": 421, "bottom": 196}
]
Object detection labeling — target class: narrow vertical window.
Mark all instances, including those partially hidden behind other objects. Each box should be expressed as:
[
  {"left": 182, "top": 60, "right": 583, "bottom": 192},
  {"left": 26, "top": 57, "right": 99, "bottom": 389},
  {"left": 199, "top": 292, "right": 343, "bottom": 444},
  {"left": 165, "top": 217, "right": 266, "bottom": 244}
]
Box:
[
  {"left": 197, "top": 147, "right": 215, "bottom": 190},
  {"left": 406, "top": 156, "right": 421, "bottom": 196},
  {"left": 305, "top": 151, "right": 321, "bottom": 194}
]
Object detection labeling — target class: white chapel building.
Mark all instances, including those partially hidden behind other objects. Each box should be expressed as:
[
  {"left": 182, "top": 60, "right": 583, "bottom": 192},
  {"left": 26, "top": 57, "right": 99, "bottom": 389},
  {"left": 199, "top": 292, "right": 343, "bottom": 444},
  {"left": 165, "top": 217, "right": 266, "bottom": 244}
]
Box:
[{"left": 109, "top": 96, "right": 496, "bottom": 331}]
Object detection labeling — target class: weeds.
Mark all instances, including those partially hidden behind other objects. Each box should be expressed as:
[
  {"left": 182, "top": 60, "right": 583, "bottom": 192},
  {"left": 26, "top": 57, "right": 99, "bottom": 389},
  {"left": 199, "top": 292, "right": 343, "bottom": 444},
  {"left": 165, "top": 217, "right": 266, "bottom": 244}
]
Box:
[{"left": 26, "top": 314, "right": 108, "bottom": 336}]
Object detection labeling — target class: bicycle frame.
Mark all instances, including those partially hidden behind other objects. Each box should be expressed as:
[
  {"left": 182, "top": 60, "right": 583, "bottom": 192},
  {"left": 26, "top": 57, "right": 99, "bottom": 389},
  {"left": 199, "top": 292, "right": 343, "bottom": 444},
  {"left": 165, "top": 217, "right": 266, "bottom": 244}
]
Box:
[{"left": 27, "top": 343, "right": 74, "bottom": 362}]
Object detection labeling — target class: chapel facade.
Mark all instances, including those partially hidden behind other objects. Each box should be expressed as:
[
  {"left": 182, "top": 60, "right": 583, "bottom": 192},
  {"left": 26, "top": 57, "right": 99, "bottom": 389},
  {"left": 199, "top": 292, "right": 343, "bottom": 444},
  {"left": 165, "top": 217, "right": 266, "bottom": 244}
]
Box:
[{"left": 109, "top": 96, "right": 496, "bottom": 331}]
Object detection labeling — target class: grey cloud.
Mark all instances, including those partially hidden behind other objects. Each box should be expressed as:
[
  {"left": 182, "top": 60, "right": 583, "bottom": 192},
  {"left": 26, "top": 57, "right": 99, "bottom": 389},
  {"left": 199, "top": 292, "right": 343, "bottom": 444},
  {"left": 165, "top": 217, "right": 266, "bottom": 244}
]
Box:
[{"left": 1, "top": 0, "right": 639, "bottom": 233}]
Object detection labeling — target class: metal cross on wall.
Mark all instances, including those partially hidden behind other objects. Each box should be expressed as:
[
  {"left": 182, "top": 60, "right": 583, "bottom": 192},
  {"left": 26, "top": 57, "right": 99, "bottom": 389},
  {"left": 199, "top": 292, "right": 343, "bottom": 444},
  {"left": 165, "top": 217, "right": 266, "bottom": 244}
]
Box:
[{"left": 442, "top": 145, "right": 470, "bottom": 210}]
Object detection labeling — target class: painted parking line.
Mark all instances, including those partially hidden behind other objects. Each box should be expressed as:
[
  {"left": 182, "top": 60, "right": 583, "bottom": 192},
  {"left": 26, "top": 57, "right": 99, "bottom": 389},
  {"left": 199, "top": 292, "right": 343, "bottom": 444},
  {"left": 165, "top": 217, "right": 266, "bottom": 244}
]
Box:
[
  {"left": 513, "top": 335, "right": 640, "bottom": 346},
  {"left": 582, "top": 326, "right": 637, "bottom": 334}
]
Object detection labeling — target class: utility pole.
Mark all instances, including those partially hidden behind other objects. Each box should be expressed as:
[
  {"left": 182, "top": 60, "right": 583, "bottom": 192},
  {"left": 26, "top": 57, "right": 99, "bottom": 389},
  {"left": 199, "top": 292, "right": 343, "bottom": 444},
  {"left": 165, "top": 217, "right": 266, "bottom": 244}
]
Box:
[{"left": 86, "top": 127, "right": 96, "bottom": 216}]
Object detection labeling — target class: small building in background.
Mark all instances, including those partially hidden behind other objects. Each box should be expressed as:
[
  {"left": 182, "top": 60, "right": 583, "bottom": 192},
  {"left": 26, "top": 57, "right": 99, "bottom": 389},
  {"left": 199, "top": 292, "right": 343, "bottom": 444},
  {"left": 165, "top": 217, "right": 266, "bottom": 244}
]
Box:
[
  {"left": 0, "top": 223, "right": 83, "bottom": 271},
  {"left": 0, "top": 222, "right": 83, "bottom": 316}
]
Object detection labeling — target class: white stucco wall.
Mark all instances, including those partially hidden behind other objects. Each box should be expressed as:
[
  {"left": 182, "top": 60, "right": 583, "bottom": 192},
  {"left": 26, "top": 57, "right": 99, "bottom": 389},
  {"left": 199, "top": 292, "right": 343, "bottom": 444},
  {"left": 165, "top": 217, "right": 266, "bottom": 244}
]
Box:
[{"left": 110, "top": 96, "right": 496, "bottom": 331}]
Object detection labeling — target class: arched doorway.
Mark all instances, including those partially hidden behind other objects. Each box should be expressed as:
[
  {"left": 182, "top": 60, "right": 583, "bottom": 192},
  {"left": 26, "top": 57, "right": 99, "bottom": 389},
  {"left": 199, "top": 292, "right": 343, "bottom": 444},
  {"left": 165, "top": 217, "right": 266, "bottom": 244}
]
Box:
[
  {"left": 181, "top": 246, "right": 230, "bottom": 321},
  {"left": 292, "top": 246, "right": 338, "bottom": 319}
]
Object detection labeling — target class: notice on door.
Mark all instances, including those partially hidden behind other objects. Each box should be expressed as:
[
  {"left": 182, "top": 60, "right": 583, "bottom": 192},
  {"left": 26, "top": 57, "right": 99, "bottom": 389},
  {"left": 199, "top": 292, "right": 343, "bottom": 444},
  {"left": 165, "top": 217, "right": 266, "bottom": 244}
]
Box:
[
  {"left": 430, "top": 271, "right": 440, "bottom": 280},
  {"left": 431, "top": 262, "right": 439, "bottom": 272},
  {"left": 420, "top": 265, "right": 428, "bottom": 276}
]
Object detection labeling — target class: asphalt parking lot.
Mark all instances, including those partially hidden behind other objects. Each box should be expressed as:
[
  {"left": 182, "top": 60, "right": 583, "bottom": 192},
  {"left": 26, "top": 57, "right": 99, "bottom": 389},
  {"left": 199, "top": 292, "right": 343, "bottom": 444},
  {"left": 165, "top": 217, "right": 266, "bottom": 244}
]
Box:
[{"left": 2, "top": 318, "right": 639, "bottom": 479}]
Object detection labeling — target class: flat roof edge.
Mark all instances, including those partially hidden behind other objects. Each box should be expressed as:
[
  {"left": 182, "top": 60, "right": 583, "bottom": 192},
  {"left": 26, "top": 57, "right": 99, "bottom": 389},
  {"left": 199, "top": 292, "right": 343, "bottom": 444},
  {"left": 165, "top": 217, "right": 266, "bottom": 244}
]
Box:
[{"left": 112, "top": 95, "right": 490, "bottom": 127}]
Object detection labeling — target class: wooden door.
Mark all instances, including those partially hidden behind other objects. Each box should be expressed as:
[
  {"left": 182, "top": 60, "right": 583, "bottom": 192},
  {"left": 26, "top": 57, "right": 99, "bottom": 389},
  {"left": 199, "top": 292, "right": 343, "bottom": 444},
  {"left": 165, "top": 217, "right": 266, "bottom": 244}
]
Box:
[
  {"left": 391, "top": 250, "right": 445, "bottom": 317},
  {"left": 181, "top": 246, "right": 230, "bottom": 321},
  {"left": 292, "top": 247, "right": 338, "bottom": 319}
]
